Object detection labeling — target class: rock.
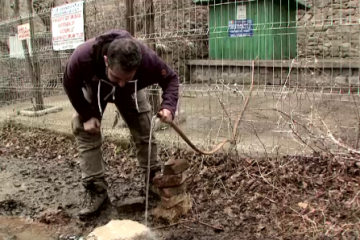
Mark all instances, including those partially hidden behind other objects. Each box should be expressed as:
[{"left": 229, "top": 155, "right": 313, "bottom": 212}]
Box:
[
  {"left": 163, "top": 159, "right": 189, "bottom": 175},
  {"left": 116, "top": 197, "right": 145, "bottom": 213},
  {"left": 334, "top": 76, "right": 347, "bottom": 85},
  {"left": 341, "top": 43, "right": 351, "bottom": 49},
  {"left": 160, "top": 193, "right": 187, "bottom": 209},
  {"left": 2, "top": 234, "right": 17, "bottom": 240},
  {"left": 152, "top": 195, "right": 192, "bottom": 223},
  {"left": 35, "top": 208, "right": 70, "bottom": 225},
  {"left": 86, "top": 220, "right": 156, "bottom": 240},
  {"left": 13, "top": 183, "right": 21, "bottom": 188},
  {"left": 153, "top": 170, "right": 188, "bottom": 188},
  {"left": 348, "top": 76, "right": 359, "bottom": 85},
  {"left": 158, "top": 183, "right": 187, "bottom": 198},
  {"left": 301, "top": 13, "right": 313, "bottom": 22},
  {"left": 347, "top": 0, "right": 358, "bottom": 8}
]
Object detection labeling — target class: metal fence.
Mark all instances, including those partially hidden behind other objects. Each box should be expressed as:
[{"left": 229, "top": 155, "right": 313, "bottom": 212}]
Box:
[{"left": 0, "top": 0, "right": 360, "bottom": 156}]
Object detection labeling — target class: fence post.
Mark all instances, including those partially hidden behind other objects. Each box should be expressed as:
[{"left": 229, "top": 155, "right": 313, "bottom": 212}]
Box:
[
  {"left": 145, "top": 0, "right": 161, "bottom": 116},
  {"left": 125, "top": 0, "right": 134, "bottom": 36}
]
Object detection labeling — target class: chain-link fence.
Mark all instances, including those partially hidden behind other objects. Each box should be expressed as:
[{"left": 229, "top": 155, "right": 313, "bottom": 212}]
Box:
[{"left": 0, "top": 0, "right": 360, "bottom": 156}]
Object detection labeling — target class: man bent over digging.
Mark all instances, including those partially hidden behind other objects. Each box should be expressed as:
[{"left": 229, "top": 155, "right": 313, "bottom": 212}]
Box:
[{"left": 63, "top": 30, "right": 179, "bottom": 218}]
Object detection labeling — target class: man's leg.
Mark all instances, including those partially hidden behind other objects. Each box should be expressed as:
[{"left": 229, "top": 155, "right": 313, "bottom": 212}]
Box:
[
  {"left": 71, "top": 115, "right": 108, "bottom": 217},
  {"left": 117, "top": 90, "right": 161, "bottom": 186}
]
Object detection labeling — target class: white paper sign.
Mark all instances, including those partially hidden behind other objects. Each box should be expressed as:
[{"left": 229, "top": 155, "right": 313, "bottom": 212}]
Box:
[
  {"left": 18, "top": 23, "right": 30, "bottom": 40},
  {"left": 237, "top": 5, "right": 247, "bottom": 20},
  {"left": 51, "top": 1, "right": 85, "bottom": 51}
]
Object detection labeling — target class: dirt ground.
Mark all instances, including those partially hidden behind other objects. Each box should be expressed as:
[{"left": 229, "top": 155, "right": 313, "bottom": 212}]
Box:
[{"left": 1, "top": 122, "right": 360, "bottom": 240}]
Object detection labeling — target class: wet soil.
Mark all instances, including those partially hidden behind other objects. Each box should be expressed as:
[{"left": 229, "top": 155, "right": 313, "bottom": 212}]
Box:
[{"left": 1, "top": 122, "right": 360, "bottom": 239}]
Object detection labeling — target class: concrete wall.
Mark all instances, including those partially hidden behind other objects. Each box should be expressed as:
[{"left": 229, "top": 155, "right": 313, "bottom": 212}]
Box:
[{"left": 189, "top": 61, "right": 359, "bottom": 88}]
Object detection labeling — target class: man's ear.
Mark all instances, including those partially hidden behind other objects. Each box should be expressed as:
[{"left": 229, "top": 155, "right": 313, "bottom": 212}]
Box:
[{"left": 104, "top": 55, "right": 108, "bottom": 67}]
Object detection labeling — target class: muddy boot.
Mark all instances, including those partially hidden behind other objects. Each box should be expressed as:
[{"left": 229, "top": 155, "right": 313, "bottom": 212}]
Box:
[{"left": 79, "top": 181, "right": 108, "bottom": 219}]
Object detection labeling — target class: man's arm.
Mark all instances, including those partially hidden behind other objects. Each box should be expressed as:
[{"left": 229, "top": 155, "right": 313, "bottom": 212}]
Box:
[
  {"left": 63, "top": 58, "right": 95, "bottom": 122},
  {"left": 154, "top": 57, "right": 179, "bottom": 120}
]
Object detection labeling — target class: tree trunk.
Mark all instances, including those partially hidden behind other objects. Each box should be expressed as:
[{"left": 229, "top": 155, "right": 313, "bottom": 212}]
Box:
[
  {"left": 14, "top": 0, "right": 44, "bottom": 111},
  {"left": 145, "top": 0, "right": 161, "bottom": 115},
  {"left": 27, "top": 0, "right": 44, "bottom": 111}
]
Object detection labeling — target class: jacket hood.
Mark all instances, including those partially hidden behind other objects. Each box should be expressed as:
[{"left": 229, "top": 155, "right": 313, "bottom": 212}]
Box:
[{"left": 91, "top": 30, "right": 133, "bottom": 80}]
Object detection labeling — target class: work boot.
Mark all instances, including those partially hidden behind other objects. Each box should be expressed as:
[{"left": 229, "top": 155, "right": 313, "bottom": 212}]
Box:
[{"left": 79, "top": 181, "right": 108, "bottom": 218}]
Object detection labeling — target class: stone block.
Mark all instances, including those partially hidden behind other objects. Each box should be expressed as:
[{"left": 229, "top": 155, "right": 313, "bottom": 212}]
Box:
[
  {"left": 163, "top": 158, "right": 189, "bottom": 175},
  {"left": 153, "top": 170, "right": 188, "bottom": 188},
  {"left": 86, "top": 220, "right": 156, "bottom": 240},
  {"left": 152, "top": 195, "right": 192, "bottom": 223},
  {"left": 160, "top": 193, "right": 187, "bottom": 209},
  {"left": 158, "top": 183, "right": 187, "bottom": 198}
]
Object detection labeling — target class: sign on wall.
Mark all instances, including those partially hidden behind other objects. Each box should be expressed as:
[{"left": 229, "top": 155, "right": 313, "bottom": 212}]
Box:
[
  {"left": 17, "top": 23, "right": 30, "bottom": 40},
  {"left": 237, "top": 5, "right": 246, "bottom": 20},
  {"left": 228, "top": 20, "right": 253, "bottom": 37},
  {"left": 51, "top": 1, "right": 85, "bottom": 51}
]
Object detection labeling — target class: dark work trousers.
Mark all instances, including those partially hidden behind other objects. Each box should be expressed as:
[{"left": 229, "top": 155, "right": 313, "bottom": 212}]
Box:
[{"left": 71, "top": 86, "right": 159, "bottom": 190}]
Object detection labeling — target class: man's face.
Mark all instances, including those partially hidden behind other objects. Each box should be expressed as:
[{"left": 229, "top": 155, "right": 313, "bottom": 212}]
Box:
[{"left": 104, "top": 56, "right": 136, "bottom": 87}]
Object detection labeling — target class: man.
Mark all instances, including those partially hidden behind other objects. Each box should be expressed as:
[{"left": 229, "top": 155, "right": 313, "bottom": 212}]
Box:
[{"left": 63, "top": 29, "right": 179, "bottom": 218}]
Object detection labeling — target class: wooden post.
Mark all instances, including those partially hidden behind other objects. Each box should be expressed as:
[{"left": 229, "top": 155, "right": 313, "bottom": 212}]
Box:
[{"left": 125, "top": 0, "right": 134, "bottom": 36}]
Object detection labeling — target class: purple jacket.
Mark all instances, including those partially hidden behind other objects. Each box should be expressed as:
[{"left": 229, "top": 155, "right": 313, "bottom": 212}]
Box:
[{"left": 63, "top": 29, "right": 179, "bottom": 122}]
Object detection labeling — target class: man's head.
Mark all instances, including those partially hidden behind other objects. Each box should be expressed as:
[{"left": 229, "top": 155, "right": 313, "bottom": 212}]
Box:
[{"left": 104, "top": 38, "right": 142, "bottom": 87}]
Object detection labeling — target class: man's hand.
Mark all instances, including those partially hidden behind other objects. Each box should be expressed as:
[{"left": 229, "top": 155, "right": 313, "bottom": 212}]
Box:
[
  {"left": 84, "top": 117, "right": 101, "bottom": 133},
  {"left": 158, "top": 109, "right": 173, "bottom": 123}
]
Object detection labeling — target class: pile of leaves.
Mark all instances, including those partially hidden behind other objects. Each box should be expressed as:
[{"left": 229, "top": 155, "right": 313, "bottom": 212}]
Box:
[{"left": 1, "top": 122, "right": 360, "bottom": 239}]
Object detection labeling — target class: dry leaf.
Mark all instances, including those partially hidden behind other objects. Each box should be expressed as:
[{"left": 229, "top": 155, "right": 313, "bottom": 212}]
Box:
[{"left": 298, "top": 202, "right": 308, "bottom": 209}]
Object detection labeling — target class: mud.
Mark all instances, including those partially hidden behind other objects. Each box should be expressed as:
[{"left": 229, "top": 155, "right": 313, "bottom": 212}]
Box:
[{"left": 1, "top": 122, "right": 360, "bottom": 239}]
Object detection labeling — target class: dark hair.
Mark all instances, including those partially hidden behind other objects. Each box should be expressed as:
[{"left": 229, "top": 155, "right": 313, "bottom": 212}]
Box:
[{"left": 107, "top": 38, "right": 142, "bottom": 72}]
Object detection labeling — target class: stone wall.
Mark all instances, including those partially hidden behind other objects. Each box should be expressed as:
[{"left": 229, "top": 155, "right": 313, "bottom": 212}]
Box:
[{"left": 297, "top": 0, "right": 360, "bottom": 59}]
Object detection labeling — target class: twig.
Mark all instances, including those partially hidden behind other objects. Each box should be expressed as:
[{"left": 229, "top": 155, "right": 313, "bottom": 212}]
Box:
[
  {"left": 255, "top": 159, "right": 278, "bottom": 190},
  {"left": 249, "top": 123, "right": 269, "bottom": 159},
  {"left": 290, "top": 207, "right": 318, "bottom": 230},
  {"left": 198, "top": 220, "right": 224, "bottom": 231},
  {"left": 349, "top": 190, "right": 360, "bottom": 205},
  {"left": 253, "top": 108, "right": 331, "bottom": 156},
  {"left": 165, "top": 61, "right": 255, "bottom": 155},
  {"left": 220, "top": 179, "right": 229, "bottom": 198},
  {"left": 290, "top": 125, "right": 319, "bottom": 155},
  {"left": 215, "top": 93, "right": 234, "bottom": 135},
  {"left": 151, "top": 220, "right": 194, "bottom": 230},
  {"left": 233, "top": 60, "right": 255, "bottom": 141},
  {"left": 308, "top": 95, "right": 360, "bottom": 156}
]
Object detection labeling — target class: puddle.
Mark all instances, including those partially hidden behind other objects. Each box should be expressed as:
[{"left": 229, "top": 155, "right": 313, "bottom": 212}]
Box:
[{"left": 0, "top": 217, "right": 58, "bottom": 240}]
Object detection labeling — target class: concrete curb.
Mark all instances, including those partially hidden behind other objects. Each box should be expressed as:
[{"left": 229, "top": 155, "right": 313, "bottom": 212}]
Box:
[{"left": 19, "top": 106, "right": 63, "bottom": 117}]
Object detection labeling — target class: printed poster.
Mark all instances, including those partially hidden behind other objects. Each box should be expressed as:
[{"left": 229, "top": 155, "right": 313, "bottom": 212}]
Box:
[
  {"left": 228, "top": 19, "right": 253, "bottom": 37},
  {"left": 51, "top": 1, "right": 85, "bottom": 51},
  {"left": 18, "top": 23, "right": 30, "bottom": 40}
]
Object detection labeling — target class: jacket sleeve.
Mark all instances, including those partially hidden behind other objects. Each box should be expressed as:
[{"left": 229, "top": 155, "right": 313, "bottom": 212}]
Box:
[
  {"left": 154, "top": 55, "right": 179, "bottom": 119},
  {"left": 63, "top": 58, "right": 95, "bottom": 122}
]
